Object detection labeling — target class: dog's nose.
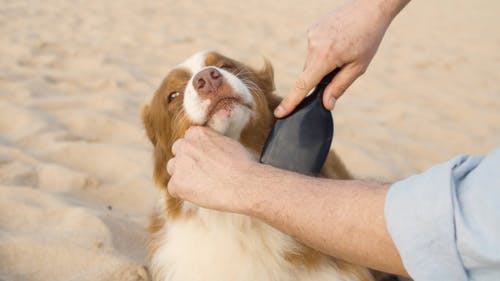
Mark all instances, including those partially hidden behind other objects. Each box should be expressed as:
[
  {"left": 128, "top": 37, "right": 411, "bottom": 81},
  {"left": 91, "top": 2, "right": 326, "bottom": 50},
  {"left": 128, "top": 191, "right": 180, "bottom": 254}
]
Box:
[{"left": 193, "top": 68, "right": 223, "bottom": 96}]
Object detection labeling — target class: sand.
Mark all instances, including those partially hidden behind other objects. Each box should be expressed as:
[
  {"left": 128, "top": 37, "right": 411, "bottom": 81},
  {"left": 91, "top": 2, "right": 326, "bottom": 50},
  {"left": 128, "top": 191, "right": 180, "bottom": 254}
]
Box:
[{"left": 0, "top": 0, "right": 498, "bottom": 280}]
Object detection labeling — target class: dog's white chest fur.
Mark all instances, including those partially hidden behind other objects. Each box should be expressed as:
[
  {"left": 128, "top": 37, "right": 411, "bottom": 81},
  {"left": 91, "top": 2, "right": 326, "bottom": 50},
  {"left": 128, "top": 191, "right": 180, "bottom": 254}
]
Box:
[{"left": 149, "top": 207, "right": 360, "bottom": 281}]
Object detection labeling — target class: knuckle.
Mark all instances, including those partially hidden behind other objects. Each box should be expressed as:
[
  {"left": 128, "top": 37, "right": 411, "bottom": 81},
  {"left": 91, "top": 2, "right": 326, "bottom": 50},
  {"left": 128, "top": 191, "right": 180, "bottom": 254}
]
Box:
[
  {"left": 294, "top": 78, "right": 308, "bottom": 92},
  {"left": 184, "top": 127, "right": 195, "bottom": 138},
  {"left": 166, "top": 159, "right": 174, "bottom": 174},
  {"left": 175, "top": 138, "right": 184, "bottom": 147},
  {"left": 191, "top": 126, "right": 202, "bottom": 135},
  {"left": 306, "top": 23, "right": 321, "bottom": 41},
  {"left": 325, "top": 39, "right": 338, "bottom": 52},
  {"left": 199, "top": 127, "right": 209, "bottom": 137},
  {"left": 358, "top": 65, "right": 368, "bottom": 75},
  {"left": 192, "top": 126, "right": 207, "bottom": 138},
  {"left": 171, "top": 140, "right": 181, "bottom": 154},
  {"left": 307, "top": 36, "right": 322, "bottom": 51},
  {"left": 187, "top": 126, "right": 202, "bottom": 137},
  {"left": 167, "top": 178, "right": 178, "bottom": 197},
  {"left": 337, "top": 83, "right": 348, "bottom": 94},
  {"left": 181, "top": 139, "right": 193, "bottom": 152},
  {"left": 316, "top": 46, "right": 330, "bottom": 57}
]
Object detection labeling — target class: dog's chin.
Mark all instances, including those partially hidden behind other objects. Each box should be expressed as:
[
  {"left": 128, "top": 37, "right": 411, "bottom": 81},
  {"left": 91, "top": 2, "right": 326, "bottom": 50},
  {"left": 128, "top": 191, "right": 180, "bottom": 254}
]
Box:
[{"left": 205, "top": 103, "right": 252, "bottom": 140}]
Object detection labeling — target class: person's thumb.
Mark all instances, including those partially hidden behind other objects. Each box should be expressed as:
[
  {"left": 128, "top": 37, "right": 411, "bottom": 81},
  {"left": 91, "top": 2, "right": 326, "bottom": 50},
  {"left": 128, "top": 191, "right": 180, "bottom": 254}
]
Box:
[
  {"left": 323, "top": 64, "right": 363, "bottom": 110},
  {"left": 274, "top": 65, "right": 329, "bottom": 118}
]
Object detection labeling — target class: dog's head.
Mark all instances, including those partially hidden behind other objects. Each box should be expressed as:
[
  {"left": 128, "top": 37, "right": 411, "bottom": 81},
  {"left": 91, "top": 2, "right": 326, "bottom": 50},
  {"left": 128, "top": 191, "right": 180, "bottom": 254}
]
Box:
[{"left": 142, "top": 51, "right": 281, "bottom": 191}]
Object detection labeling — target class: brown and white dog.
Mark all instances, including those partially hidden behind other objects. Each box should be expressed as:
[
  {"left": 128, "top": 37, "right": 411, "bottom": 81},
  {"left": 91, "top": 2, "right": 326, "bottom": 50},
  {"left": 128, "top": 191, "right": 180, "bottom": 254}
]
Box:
[{"left": 141, "top": 51, "right": 374, "bottom": 281}]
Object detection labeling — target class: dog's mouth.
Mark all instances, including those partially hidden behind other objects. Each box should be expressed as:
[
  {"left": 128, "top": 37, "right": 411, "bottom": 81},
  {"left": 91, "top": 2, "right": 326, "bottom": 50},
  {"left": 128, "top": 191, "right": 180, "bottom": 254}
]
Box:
[{"left": 203, "top": 96, "right": 253, "bottom": 125}]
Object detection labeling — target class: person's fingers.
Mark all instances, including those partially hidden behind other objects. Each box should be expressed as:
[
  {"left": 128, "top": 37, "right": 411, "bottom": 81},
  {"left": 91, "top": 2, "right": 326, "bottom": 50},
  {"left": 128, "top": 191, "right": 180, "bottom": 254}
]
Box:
[
  {"left": 185, "top": 126, "right": 218, "bottom": 141},
  {"left": 185, "top": 126, "right": 223, "bottom": 156},
  {"left": 303, "top": 50, "right": 314, "bottom": 70},
  {"left": 166, "top": 157, "right": 176, "bottom": 176},
  {"left": 323, "top": 63, "right": 364, "bottom": 110},
  {"left": 167, "top": 176, "right": 179, "bottom": 198},
  {"left": 196, "top": 126, "right": 218, "bottom": 137},
  {"left": 171, "top": 138, "right": 184, "bottom": 156},
  {"left": 184, "top": 126, "right": 202, "bottom": 140},
  {"left": 275, "top": 60, "right": 333, "bottom": 118}
]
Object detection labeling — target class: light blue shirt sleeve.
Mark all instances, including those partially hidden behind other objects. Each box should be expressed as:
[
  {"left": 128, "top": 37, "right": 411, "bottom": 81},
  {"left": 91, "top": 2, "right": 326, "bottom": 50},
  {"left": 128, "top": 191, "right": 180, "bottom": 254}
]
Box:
[{"left": 385, "top": 148, "right": 500, "bottom": 281}]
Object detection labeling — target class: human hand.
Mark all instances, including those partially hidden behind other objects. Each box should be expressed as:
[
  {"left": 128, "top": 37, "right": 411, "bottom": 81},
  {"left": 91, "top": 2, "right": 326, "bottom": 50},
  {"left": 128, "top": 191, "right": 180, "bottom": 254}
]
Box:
[
  {"left": 275, "top": 0, "right": 409, "bottom": 117},
  {"left": 166, "top": 126, "right": 257, "bottom": 213}
]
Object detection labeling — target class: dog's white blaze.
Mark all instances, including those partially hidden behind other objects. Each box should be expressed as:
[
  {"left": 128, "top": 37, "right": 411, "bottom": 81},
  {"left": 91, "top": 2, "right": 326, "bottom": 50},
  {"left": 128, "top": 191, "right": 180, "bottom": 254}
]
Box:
[
  {"left": 179, "top": 51, "right": 211, "bottom": 124},
  {"left": 177, "top": 51, "right": 208, "bottom": 74},
  {"left": 183, "top": 82, "right": 211, "bottom": 124}
]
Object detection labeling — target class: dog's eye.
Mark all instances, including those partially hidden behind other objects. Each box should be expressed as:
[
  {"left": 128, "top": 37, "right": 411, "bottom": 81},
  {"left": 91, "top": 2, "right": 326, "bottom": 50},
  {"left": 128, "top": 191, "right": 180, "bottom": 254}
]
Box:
[
  {"left": 220, "top": 64, "right": 235, "bottom": 71},
  {"left": 168, "top": 91, "right": 181, "bottom": 103}
]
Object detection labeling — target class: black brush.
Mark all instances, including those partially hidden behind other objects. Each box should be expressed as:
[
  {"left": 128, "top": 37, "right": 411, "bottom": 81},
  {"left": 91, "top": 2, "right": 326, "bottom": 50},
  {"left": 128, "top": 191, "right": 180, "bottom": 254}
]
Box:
[{"left": 260, "top": 69, "right": 339, "bottom": 175}]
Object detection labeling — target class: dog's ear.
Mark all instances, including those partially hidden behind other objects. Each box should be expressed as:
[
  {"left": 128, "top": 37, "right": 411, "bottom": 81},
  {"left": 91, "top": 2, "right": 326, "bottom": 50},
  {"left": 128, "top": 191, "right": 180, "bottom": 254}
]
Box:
[
  {"left": 141, "top": 105, "right": 157, "bottom": 145},
  {"left": 153, "top": 143, "right": 171, "bottom": 189},
  {"left": 258, "top": 59, "right": 282, "bottom": 112},
  {"left": 142, "top": 104, "right": 172, "bottom": 190},
  {"left": 257, "top": 59, "right": 275, "bottom": 94}
]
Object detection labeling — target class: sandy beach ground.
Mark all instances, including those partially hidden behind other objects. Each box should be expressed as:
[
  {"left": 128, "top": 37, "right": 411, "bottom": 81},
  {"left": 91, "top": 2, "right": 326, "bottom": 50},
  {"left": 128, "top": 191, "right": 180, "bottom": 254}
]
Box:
[{"left": 1, "top": 0, "right": 499, "bottom": 280}]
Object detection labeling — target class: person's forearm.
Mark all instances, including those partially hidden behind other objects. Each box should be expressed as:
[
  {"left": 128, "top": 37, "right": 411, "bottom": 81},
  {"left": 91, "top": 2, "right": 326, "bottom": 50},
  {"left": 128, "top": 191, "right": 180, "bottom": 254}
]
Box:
[
  {"left": 240, "top": 163, "right": 408, "bottom": 277},
  {"left": 372, "top": 0, "right": 411, "bottom": 21}
]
